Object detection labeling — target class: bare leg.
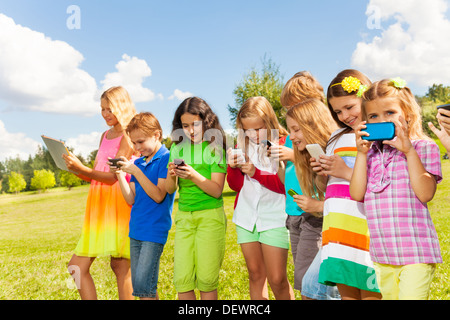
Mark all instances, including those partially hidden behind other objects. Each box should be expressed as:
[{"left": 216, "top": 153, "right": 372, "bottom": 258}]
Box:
[
  {"left": 178, "top": 290, "right": 197, "bottom": 300},
  {"left": 200, "top": 289, "right": 218, "bottom": 300},
  {"left": 261, "top": 244, "right": 294, "bottom": 300},
  {"left": 110, "top": 257, "right": 133, "bottom": 300},
  {"left": 240, "top": 242, "right": 269, "bottom": 300},
  {"left": 68, "top": 254, "right": 97, "bottom": 300}
]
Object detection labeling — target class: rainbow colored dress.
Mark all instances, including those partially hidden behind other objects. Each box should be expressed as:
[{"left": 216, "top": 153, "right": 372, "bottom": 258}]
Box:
[
  {"left": 74, "top": 131, "right": 132, "bottom": 259},
  {"left": 318, "top": 130, "right": 379, "bottom": 293}
]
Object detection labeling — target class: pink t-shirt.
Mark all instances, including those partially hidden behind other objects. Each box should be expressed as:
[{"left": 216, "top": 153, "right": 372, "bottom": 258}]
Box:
[{"left": 364, "top": 140, "right": 442, "bottom": 265}]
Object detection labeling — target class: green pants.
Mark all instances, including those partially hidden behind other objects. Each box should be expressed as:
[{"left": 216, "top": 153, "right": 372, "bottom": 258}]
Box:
[{"left": 173, "top": 206, "right": 227, "bottom": 293}]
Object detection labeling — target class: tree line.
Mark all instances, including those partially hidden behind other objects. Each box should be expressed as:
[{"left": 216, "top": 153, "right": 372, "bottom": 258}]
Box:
[{"left": 1, "top": 59, "right": 449, "bottom": 194}]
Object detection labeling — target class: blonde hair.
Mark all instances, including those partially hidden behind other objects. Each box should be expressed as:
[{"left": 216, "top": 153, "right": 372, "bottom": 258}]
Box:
[
  {"left": 236, "top": 96, "right": 288, "bottom": 152},
  {"left": 286, "top": 99, "right": 337, "bottom": 200},
  {"left": 362, "top": 79, "right": 429, "bottom": 140},
  {"left": 280, "top": 71, "right": 326, "bottom": 108},
  {"left": 101, "top": 86, "right": 136, "bottom": 128},
  {"left": 126, "top": 112, "right": 163, "bottom": 142}
]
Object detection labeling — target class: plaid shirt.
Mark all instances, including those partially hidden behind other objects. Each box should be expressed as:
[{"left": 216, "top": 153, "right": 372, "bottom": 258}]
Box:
[{"left": 364, "top": 140, "right": 442, "bottom": 265}]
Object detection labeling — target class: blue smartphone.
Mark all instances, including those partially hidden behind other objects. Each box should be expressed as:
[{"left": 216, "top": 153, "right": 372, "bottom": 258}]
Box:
[{"left": 362, "top": 122, "right": 395, "bottom": 141}]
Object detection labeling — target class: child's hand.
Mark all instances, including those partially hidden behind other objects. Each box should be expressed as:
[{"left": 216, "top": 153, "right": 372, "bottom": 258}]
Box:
[
  {"left": 168, "top": 162, "right": 178, "bottom": 177},
  {"left": 437, "top": 108, "right": 450, "bottom": 134},
  {"left": 226, "top": 148, "right": 244, "bottom": 168},
  {"left": 428, "top": 120, "right": 450, "bottom": 152},
  {"left": 62, "top": 152, "right": 84, "bottom": 173},
  {"left": 268, "top": 145, "right": 295, "bottom": 162},
  {"left": 355, "top": 121, "right": 372, "bottom": 154},
  {"left": 310, "top": 156, "right": 326, "bottom": 176},
  {"left": 318, "top": 154, "right": 352, "bottom": 180},
  {"left": 293, "top": 195, "right": 323, "bottom": 217},
  {"left": 383, "top": 116, "right": 413, "bottom": 155},
  {"left": 111, "top": 156, "right": 136, "bottom": 175},
  {"left": 240, "top": 156, "right": 256, "bottom": 177},
  {"left": 172, "top": 163, "right": 197, "bottom": 180}
]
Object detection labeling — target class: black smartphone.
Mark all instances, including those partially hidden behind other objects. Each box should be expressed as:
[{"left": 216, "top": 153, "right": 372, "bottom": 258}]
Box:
[
  {"left": 174, "top": 159, "right": 186, "bottom": 167},
  {"left": 261, "top": 140, "right": 272, "bottom": 148},
  {"left": 109, "top": 158, "right": 122, "bottom": 168},
  {"left": 437, "top": 103, "right": 450, "bottom": 118},
  {"left": 361, "top": 122, "right": 395, "bottom": 141},
  {"left": 287, "top": 189, "right": 298, "bottom": 197}
]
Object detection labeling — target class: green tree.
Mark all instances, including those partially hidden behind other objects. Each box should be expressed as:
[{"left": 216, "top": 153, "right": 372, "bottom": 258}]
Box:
[
  {"left": 8, "top": 171, "right": 26, "bottom": 194},
  {"left": 425, "top": 84, "right": 450, "bottom": 103},
  {"left": 59, "top": 171, "right": 82, "bottom": 190},
  {"left": 30, "top": 169, "right": 56, "bottom": 192},
  {"left": 228, "top": 55, "right": 285, "bottom": 127}
]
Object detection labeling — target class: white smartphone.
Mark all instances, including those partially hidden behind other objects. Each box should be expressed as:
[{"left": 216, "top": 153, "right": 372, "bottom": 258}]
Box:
[
  {"left": 306, "top": 144, "right": 325, "bottom": 160},
  {"left": 231, "top": 148, "right": 245, "bottom": 164}
]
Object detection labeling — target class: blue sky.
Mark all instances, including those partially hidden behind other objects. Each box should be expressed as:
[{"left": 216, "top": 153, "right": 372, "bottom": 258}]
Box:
[{"left": 1, "top": 0, "right": 449, "bottom": 161}]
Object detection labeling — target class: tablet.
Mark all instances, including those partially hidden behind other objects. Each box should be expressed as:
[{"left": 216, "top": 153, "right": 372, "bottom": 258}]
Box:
[{"left": 41, "top": 135, "right": 73, "bottom": 172}]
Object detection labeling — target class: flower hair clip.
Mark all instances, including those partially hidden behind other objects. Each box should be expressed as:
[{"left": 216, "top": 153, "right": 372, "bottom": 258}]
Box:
[
  {"left": 391, "top": 77, "right": 406, "bottom": 89},
  {"left": 331, "top": 76, "right": 368, "bottom": 97}
]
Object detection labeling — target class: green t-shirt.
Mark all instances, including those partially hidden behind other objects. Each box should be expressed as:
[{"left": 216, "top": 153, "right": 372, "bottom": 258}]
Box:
[{"left": 168, "top": 141, "right": 226, "bottom": 212}]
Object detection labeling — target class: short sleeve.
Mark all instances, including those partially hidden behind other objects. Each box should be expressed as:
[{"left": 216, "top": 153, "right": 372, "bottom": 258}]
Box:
[
  {"left": 414, "top": 140, "right": 443, "bottom": 183},
  {"left": 158, "top": 152, "right": 170, "bottom": 179},
  {"left": 208, "top": 146, "right": 227, "bottom": 174}
]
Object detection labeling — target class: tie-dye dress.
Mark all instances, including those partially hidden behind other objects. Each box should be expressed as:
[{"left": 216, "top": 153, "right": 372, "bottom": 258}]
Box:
[
  {"left": 74, "top": 131, "right": 132, "bottom": 259},
  {"left": 318, "top": 129, "right": 379, "bottom": 293}
]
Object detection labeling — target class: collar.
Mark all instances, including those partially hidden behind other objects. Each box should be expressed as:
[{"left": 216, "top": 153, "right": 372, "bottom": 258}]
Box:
[{"left": 136, "top": 145, "right": 167, "bottom": 167}]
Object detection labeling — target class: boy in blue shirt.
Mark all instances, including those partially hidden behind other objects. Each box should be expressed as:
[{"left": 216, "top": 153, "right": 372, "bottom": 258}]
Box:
[{"left": 112, "top": 112, "right": 175, "bottom": 300}]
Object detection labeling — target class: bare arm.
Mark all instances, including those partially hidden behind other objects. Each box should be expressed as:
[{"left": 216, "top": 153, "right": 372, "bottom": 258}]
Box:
[
  {"left": 63, "top": 132, "right": 134, "bottom": 185},
  {"left": 349, "top": 122, "right": 371, "bottom": 201}
]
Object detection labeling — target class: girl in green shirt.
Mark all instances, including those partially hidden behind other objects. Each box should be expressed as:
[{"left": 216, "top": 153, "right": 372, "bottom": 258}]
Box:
[{"left": 165, "top": 96, "right": 227, "bottom": 300}]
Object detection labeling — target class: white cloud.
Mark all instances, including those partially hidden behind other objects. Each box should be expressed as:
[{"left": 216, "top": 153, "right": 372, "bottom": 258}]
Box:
[
  {"left": 352, "top": 0, "right": 450, "bottom": 88},
  {"left": 0, "top": 14, "right": 99, "bottom": 116},
  {"left": 0, "top": 120, "right": 40, "bottom": 160},
  {"left": 101, "top": 54, "right": 160, "bottom": 103},
  {"left": 65, "top": 131, "right": 103, "bottom": 159},
  {"left": 168, "top": 89, "right": 193, "bottom": 101}
]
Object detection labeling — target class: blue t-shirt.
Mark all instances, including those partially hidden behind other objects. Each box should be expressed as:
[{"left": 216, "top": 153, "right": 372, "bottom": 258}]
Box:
[
  {"left": 284, "top": 136, "right": 305, "bottom": 216},
  {"left": 129, "top": 145, "right": 175, "bottom": 244}
]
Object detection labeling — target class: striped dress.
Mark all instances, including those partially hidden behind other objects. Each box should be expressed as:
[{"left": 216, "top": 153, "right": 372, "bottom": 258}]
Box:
[{"left": 318, "top": 130, "right": 379, "bottom": 293}]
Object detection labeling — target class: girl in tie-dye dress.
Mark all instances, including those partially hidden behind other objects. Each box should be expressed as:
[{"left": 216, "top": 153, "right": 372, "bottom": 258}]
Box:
[
  {"left": 64, "top": 86, "right": 136, "bottom": 300},
  {"left": 311, "top": 70, "right": 381, "bottom": 300}
]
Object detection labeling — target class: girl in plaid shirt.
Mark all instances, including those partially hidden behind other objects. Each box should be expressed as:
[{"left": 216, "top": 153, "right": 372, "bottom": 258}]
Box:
[{"left": 350, "top": 79, "right": 442, "bottom": 300}]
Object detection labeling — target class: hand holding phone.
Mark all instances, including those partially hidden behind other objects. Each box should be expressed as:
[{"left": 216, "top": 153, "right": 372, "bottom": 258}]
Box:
[
  {"left": 288, "top": 189, "right": 298, "bottom": 197},
  {"left": 174, "top": 159, "right": 186, "bottom": 168},
  {"left": 261, "top": 140, "right": 272, "bottom": 148},
  {"left": 437, "top": 103, "right": 450, "bottom": 118},
  {"left": 108, "top": 158, "right": 122, "bottom": 168},
  {"left": 230, "top": 149, "right": 245, "bottom": 164}
]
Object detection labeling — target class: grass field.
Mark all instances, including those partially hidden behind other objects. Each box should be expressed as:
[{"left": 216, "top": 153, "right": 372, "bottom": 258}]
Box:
[{"left": 1, "top": 162, "right": 449, "bottom": 300}]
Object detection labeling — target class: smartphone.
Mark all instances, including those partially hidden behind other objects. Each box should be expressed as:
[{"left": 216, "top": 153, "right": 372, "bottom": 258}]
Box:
[
  {"left": 437, "top": 103, "right": 450, "bottom": 118},
  {"left": 231, "top": 149, "right": 245, "bottom": 164},
  {"left": 261, "top": 140, "right": 272, "bottom": 148},
  {"left": 174, "top": 159, "right": 186, "bottom": 167},
  {"left": 361, "top": 122, "right": 395, "bottom": 141},
  {"left": 306, "top": 144, "right": 325, "bottom": 160},
  {"left": 109, "top": 158, "right": 122, "bottom": 168},
  {"left": 288, "top": 189, "right": 298, "bottom": 197}
]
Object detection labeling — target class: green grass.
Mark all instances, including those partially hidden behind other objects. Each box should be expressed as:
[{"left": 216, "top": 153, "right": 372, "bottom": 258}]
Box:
[{"left": 1, "top": 162, "right": 450, "bottom": 300}]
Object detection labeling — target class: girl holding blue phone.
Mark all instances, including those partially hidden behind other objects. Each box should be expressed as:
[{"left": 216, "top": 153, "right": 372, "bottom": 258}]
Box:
[{"left": 351, "top": 78, "right": 442, "bottom": 300}]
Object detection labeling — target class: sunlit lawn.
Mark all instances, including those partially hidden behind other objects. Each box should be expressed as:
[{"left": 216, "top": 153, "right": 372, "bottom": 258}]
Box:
[{"left": 1, "top": 161, "right": 449, "bottom": 300}]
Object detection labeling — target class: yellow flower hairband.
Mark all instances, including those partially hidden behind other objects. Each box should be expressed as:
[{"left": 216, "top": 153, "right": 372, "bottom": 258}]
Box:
[{"left": 331, "top": 76, "right": 368, "bottom": 97}]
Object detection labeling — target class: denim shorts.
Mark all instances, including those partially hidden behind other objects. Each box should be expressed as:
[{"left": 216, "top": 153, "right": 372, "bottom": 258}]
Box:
[
  {"left": 302, "top": 248, "right": 341, "bottom": 300},
  {"left": 130, "top": 238, "right": 165, "bottom": 298}
]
